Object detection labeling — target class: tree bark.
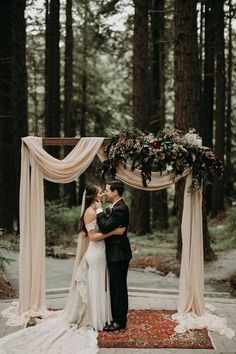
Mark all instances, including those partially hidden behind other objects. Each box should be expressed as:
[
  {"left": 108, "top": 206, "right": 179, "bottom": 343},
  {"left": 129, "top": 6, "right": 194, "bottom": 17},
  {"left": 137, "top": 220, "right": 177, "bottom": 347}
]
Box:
[
  {"left": 45, "top": 0, "right": 60, "bottom": 201},
  {"left": 201, "top": 0, "right": 216, "bottom": 212},
  {"left": 201, "top": 0, "right": 215, "bottom": 148},
  {"left": 130, "top": 188, "right": 151, "bottom": 235},
  {"left": 150, "top": 0, "right": 168, "bottom": 230},
  {"left": 0, "top": 2, "right": 15, "bottom": 231},
  {"left": 202, "top": 187, "right": 217, "bottom": 260},
  {"left": 78, "top": 0, "right": 88, "bottom": 205},
  {"left": 199, "top": 0, "right": 204, "bottom": 96},
  {"left": 225, "top": 0, "right": 233, "bottom": 202},
  {"left": 174, "top": 0, "right": 200, "bottom": 259},
  {"left": 12, "top": 0, "right": 28, "bottom": 231},
  {"left": 199, "top": 0, "right": 217, "bottom": 260},
  {"left": 130, "top": 0, "right": 151, "bottom": 235},
  {"left": 64, "top": 0, "right": 76, "bottom": 206},
  {"left": 0, "top": 0, "right": 28, "bottom": 232},
  {"left": 211, "top": 0, "right": 225, "bottom": 218}
]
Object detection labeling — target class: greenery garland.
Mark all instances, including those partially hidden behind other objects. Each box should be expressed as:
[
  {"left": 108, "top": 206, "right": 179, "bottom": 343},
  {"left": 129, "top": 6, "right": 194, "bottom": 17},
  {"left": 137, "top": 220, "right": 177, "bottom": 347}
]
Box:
[{"left": 102, "top": 128, "right": 224, "bottom": 192}]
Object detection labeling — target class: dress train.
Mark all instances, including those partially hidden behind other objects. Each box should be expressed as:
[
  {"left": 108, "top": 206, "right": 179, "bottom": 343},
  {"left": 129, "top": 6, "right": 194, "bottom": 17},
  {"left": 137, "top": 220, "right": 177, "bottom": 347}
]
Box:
[{"left": 0, "top": 236, "right": 110, "bottom": 354}]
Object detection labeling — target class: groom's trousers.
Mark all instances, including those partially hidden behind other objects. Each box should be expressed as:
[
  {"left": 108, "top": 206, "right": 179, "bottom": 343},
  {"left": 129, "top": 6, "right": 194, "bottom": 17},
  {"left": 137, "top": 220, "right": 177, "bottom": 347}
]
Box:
[{"left": 108, "top": 260, "right": 130, "bottom": 325}]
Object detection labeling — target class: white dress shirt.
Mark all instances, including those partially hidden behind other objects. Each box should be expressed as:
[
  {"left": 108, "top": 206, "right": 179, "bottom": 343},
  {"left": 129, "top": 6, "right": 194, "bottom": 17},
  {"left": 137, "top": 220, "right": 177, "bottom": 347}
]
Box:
[{"left": 96, "top": 198, "right": 123, "bottom": 215}]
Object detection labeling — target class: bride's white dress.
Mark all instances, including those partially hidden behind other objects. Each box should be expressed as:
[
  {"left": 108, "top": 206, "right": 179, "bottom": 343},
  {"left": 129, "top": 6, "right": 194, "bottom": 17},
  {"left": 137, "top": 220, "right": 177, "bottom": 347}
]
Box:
[{"left": 0, "top": 220, "right": 111, "bottom": 354}]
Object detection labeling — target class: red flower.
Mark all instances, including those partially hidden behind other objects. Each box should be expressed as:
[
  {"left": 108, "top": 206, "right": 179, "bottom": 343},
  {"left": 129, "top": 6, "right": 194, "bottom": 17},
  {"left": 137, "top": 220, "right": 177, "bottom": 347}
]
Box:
[
  {"left": 151, "top": 140, "right": 161, "bottom": 149},
  {"left": 119, "top": 139, "right": 126, "bottom": 147}
]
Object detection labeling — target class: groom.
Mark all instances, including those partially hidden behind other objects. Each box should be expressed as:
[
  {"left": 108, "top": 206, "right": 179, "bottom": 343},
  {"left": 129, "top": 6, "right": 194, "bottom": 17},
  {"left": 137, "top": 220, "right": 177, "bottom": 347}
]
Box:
[{"left": 96, "top": 180, "right": 132, "bottom": 331}]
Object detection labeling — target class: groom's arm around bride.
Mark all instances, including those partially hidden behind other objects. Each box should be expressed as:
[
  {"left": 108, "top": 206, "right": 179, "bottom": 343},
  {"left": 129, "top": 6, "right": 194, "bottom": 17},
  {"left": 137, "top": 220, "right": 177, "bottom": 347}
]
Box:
[{"left": 96, "top": 180, "right": 132, "bottom": 331}]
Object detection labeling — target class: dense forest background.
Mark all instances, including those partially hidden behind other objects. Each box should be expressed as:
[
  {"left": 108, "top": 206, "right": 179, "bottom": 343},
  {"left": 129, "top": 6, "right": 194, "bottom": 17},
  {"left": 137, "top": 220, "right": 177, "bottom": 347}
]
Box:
[{"left": 0, "top": 0, "right": 235, "bottom": 260}]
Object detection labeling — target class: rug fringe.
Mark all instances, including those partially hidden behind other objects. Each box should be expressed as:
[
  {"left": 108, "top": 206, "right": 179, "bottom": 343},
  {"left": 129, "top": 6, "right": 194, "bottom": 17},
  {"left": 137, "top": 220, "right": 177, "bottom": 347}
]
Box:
[{"left": 208, "top": 331, "right": 216, "bottom": 350}]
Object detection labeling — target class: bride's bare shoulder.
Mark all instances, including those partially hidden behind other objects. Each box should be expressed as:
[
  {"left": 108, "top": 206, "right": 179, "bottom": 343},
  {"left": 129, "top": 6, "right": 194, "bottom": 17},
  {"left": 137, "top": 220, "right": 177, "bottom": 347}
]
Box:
[{"left": 84, "top": 207, "right": 96, "bottom": 224}]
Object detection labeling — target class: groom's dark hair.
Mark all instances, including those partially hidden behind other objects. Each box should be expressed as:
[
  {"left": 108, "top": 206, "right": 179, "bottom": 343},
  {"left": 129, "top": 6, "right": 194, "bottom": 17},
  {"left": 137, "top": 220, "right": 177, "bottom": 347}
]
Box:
[{"left": 108, "top": 180, "right": 124, "bottom": 196}]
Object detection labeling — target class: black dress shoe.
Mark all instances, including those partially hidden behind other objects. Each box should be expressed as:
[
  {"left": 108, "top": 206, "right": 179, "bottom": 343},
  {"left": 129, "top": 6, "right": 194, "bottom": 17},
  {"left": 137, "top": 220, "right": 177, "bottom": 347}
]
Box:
[{"left": 103, "top": 321, "right": 126, "bottom": 332}]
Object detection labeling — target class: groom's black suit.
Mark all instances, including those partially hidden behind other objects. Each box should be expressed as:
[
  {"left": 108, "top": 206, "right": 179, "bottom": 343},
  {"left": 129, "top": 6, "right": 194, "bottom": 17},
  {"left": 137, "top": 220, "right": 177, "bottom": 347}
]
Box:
[{"left": 97, "top": 199, "right": 132, "bottom": 326}]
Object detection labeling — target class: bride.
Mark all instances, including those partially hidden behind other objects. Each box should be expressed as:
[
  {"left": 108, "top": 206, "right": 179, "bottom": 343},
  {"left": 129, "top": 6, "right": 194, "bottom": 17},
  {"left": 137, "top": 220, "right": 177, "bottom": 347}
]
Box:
[{"left": 0, "top": 185, "right": 125, "bottom": 354}]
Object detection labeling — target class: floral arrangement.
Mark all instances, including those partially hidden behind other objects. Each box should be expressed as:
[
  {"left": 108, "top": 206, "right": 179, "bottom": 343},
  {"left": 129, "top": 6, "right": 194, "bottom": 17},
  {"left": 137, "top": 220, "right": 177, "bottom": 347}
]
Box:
[{"left": 102, "top": 128, "right": 224, "bottom": 192}]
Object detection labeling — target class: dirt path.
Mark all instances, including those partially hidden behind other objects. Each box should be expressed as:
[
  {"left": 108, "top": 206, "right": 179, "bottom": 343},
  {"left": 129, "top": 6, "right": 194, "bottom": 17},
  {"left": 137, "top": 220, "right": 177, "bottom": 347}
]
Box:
[{"left": 2, "top": 249, "right": 236, "bottom": 295}]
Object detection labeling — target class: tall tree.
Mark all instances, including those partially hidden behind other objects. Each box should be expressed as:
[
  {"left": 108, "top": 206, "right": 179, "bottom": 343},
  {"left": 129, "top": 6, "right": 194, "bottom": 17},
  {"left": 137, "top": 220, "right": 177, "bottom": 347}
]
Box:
[
  {"left": 201, "top": 0, "right": 216, "bottom": 212},
  {"left": 45, "top": 0, "right": 60, "bottom": 201},
  {"left": 174, "top": 0, "right": 200, "bottom": 259},
  {"left": 0, "top": 0, "right": 28, "bottom": 231},
  {"left": 0, "top": 2, "right": 15, "bottom": 231},
  {"left": 199, "top": 0, "right": 204, "bottom": 96},
  {"left": 150, "top": 0, "right": 168, "bottom": 230},
  {"left": 64, "top": 0, "right": 74, "bottom": 140},
  {"left": 225, "top": 0, "right": 233, "bottom": 202},
  {"left": 64, "top": 0, "right": 76, "bottom": 206},
  {"left": 26, "top": 2, "right": 46, "bottom": 137},
  {"left": 78, "top": 0, "right": 89, "bottom": 205},
  {"left": 129, "top": 0, "right": 151, "bottom": 235},
  {"left": 200, "top": 0, "right": 217, "bottom": 260},
  {"left": 211, "top": 0, "right": 225, "bottom": 217},
  {"left": 13, "top": 0, "right": 28, "bottom": 230}
]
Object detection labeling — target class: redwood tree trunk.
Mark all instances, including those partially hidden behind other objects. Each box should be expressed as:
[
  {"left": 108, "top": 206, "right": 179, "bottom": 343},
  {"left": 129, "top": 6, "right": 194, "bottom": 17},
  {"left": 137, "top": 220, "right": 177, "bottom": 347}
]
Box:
[
  {"left": 174, "top": 0, "right": 200, "bottom": 259},
  {"left": 225, "top": 0, "right": 233, "bottom": 202},
  {"left": 211, "top": 0, "right": 225, "bottom": 217},
  {"left": 201, "top": 0, "right": 216, "bottom": 212},
  {"left": 198, "top": 0, "right": 217, "bottom": 260},
  {"left": 0, "top": 2, "right": 15, "bottom": 231},
  {"left": 201, "top": 0, "right": 215, "bottom": 148},
  {"left": 64, "top": 0, "right": 76, "bottom": 206},
  {"left": 78, "top": 0, "right": 88, "bottom": 205},
  {"left": 202, "top": 188, "right": 216, "bottom": 260},
  {"left": 199, "top": 0, "right": 204, "bottom": 96},
  {"left": 0, "top": 0, "right": 27, "bottom": 231},
  {"left": 130, "top": 0, "right": 151, "bottom": 235},
  {"left": 150, "top": 0, "right": 168, "bottom": 230},
  {"left": 45, "top": 0, "right": 60, "bottom": 201},
  {"left": 12, "top": 0, "right": 28, "bottom": 231}
]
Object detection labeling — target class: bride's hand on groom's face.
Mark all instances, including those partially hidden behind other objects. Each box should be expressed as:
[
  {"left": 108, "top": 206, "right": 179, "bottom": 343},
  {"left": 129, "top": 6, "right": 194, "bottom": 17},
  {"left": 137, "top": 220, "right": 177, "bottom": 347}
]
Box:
[{"left": 95, "top": 201, "right": 102, "bottom": 209}]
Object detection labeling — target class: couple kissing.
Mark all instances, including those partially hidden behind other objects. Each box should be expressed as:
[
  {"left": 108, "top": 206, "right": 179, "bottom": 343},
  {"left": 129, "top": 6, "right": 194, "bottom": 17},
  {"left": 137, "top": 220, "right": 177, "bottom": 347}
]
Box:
[{"left": 78, "top": 179, "right": 132, "bottom": 332}]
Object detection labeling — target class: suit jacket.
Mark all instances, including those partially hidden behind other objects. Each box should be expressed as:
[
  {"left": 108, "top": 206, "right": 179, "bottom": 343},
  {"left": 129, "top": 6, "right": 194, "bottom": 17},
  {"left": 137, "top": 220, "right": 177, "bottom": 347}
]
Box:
[{"left": 96, "top": 199, "right": 132, "bottom": 264}]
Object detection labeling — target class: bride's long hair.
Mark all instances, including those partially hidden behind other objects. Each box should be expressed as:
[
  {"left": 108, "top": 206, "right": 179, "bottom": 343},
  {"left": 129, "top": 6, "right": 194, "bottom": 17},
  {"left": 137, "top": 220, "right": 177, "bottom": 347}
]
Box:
[{"left": 78, "top": 185, "right": 99, "bottom": 237}]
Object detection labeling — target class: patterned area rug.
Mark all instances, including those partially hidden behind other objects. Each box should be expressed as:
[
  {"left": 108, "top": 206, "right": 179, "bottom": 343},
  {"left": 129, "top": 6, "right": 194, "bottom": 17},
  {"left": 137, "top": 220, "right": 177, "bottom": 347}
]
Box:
[{"left": 98, "top": 309, "right": 214, "bottom": 349}]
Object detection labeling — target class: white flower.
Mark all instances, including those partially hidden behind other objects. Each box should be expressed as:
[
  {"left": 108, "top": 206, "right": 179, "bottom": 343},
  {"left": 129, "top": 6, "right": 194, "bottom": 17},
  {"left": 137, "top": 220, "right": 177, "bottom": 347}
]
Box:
[
  {"left": 108, "top": 129, "right": 120, "bottom": 136},
  {"left": 181, "top": 130, "right": 202, "bottom": 147},
  {"left": 147, "top": 133, "right": 155, "bottom": 143},
  {"left": 167, "top": 164, "right": 173, "bottom": 172}
]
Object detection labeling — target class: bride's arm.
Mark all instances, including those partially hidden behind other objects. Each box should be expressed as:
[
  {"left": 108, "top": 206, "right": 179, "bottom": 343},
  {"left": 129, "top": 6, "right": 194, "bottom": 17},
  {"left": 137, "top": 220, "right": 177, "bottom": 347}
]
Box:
[
  {"left": 88, "top": 228, "right": 125, "bottom": 241},
  {"left": 84, "top": 208, "right": 125, "bottom": 241}
]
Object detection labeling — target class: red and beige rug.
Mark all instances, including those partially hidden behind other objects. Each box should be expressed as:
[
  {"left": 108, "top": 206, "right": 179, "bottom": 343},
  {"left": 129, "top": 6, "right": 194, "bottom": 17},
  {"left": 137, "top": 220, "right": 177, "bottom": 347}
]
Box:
[{"left": 98, "top": 309, "right": 214, "bottom": 349}]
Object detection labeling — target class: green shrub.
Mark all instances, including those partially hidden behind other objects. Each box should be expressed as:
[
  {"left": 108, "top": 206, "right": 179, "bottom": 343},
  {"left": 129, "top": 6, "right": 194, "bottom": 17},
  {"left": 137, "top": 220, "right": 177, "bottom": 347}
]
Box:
[
  {"left": 45, "top": 201, "right": 81, "bottom": 246},
  {"left": 0, "top": 240, "right": 15, "bottom": 268},
  {"left": 226, "top": 207, "right": 236, "bottom": 234},
  {"left": 210, "top": 207, "right": 236, "bottom": 250},
  {"left": 129, "top": 230, "right": 176, "bottom": 256}
]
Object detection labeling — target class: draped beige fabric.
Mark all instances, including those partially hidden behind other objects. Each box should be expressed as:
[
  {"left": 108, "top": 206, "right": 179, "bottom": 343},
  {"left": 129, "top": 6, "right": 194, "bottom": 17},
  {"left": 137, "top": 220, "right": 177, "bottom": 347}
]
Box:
[
  {"left": 18, "top": 137, "right": 104, "bottom": 314},
  {"left": 178, "top": 175, "right": 204, "bottom": 315},
  {"left": 17, "top": 136, "right": 204, "bottom": 319},
  {"left": 98, "top": 149, "right": 204, "bottom": 315}
]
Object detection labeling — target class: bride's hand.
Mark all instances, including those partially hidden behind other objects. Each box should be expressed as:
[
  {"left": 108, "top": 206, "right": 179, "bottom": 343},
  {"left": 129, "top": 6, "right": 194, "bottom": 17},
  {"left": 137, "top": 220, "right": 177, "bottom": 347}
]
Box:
[
  {"left": 94, "top": 201, "right": 102, "bottom": 209},
  {"left": 113, "top": 227, "right": 126, "bottom": 235}
]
